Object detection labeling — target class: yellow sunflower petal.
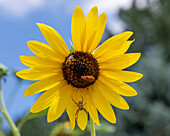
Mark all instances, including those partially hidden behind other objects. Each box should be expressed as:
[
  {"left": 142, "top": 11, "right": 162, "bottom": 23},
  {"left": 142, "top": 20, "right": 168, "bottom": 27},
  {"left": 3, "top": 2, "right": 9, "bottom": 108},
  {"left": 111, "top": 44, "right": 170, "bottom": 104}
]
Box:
[
  {"left": 73, "top": 89, "right": 88, "bottom": 130},
  {"left": 98, "top": 74, "right": 137, "bottom": 97},
  {"left": 66, "top": 89, "right": 77, "bottom": 131},
  {"left": 101, "top": 70, "right": 143, "bottom": 83},
  {"left": 94, "top": 81, "right": 129, "bottom": 110},
  {"left": 96, "top": 40, "right": 134, "bottom": 59},
  {"left": 36, "top": 23, "right": 69, "bottom": 57},
  {"left": 27, "top": 40, "right": 64, "bottom": 61},
  {"left": 30, "top": 83, "right": 65, "bottom": 113},
  {"left": 47, "top": 85, "right": 73, "bottom": 122},
  {"left": 88, "top": 12, "right": 107, "bottom": 53},
  {"left": 16, "top": 68, "right": 60, "bottom": 81},
  {"left": 71, "top": 5, "right": 85, "bottom": 51},
  {"left": 24, "top": 75, "right": 64, "bottom": 96},
  {"left": 86, "top": 88, "right": 100, "bottom": 126},
  {"left": 99, "top": 53, "right": 141, "bottom": 69},
  {"left": 83, "top": 6, "right": 98, "bottom": 52},
  {"left": 77, "top": 110, "right": 88, "bottom": 131},
  {"left": 19, "top": 56, "right": 61, "bottom": 68},
  {"left": 90, "top": 86, "right": 116, "bottom": 123},
  {"left": 113, "top": 40, "right": 135, "bottom": 56},
  {"left": 94, "top": 31, "right": 133, "bottom": 58}
]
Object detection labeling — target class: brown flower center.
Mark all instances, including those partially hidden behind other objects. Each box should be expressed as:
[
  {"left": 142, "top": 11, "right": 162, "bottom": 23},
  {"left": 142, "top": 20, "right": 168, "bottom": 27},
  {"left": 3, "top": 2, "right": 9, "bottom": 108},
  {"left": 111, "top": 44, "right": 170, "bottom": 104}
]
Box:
[{"left": 62, "top": 51, "right": 99, "bottom": 88}]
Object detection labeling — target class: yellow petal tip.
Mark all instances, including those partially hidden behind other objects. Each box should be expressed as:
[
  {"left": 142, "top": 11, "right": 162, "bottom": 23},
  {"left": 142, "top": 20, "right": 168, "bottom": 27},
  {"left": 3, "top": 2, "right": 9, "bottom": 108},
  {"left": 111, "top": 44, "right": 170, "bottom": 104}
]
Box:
[
  {"left": 125, "top": 31, "right": 133, "bottom": 34},
  {"left": 15, "top": 71, "right": 24, "bottom": 79},
  {"left": 132, "top": 90, "right": 138, "bottom": 96},
  {"left": 36, "top": 23, "right": 45, "bottom": 29},
  {"left": 26, "top": 40, "right": 33, "bottom": 45},
  {"left": 19, "top": 55, "right": 24, "bottom": 61},
  {"left": 95, "top": 122, "right": 101, "bottom": 126},
  {"left": 23, "top": 92, "right": 28, "bottom": 97},
  {"left": 75, "top": 5, "right": 82, "bottom": 10},
  {"left": 99, "top": 12, "right": 107, "bottom": 23},
  {"left": 92, "top": 6, "right": 98, "bottom": 11},
  {"left": 47, "top": 116, "right": 53, "bottom": 123},
  {"left": 124, "top": 31, "right": 134, "bottom": 39},
  {"left": 137, "top": 53, "right": 141, "bottom": 59},
  {"left": 138, "top": 73, "right": 143, "bottom": 80},
  {"left": 125, "top": 105, "right": 130, "bottom": 110},
  {"left": 47, "top": 115, "right": 51, "bottom": 123},
  {"left": 36, "top": 23, "right": 41, "bottom": 26},
  {"left": 74, "top": 5, "right": 83, "bottom": 14},
  {"left": 23, "top": 88, "right": 32, "bottom": 97},
  {"left": 100, "top": 12, "right": 107, "bottom": 18},
  {"left": 15, "top": 71, "right": 20, "bottom": 77},
  {"left": 102, "top": 12, "right": 106, "bottom": 16},
  {"left": 30, "top": 107, "right": 36, "bottom": 113}
]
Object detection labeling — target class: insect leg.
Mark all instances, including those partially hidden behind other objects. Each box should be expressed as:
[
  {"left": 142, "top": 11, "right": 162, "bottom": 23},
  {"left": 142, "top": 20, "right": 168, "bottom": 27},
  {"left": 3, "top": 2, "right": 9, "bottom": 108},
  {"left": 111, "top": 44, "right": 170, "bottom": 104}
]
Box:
[
  {"left": 83, "top": 102, "right": 87, "bottom": 106},
  {"left": 72, "top": 98, "right": 78, "bottom": 105},
  {"left": 75, "top": 109, "right": 79, "bottom": 120},
  {"left": 81, "top": 95, "right": 83, "bottom": 104},
  {"left": 83, "top": 108, "right": 88, "bottom": 115}
]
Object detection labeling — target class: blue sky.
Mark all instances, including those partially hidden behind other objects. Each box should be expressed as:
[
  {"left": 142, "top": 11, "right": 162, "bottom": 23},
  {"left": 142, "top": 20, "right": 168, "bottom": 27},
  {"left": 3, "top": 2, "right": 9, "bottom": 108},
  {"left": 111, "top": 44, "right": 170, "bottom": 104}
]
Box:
[{"left": 0, "top": 0, "right": 138, "bottom": 130}]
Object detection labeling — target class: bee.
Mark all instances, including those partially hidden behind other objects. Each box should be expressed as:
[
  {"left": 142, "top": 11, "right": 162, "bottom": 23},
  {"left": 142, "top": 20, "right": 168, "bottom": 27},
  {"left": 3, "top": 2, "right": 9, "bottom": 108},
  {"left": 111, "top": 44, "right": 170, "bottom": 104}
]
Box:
[
  {"left": 81, "top": 75, "right": 95, "bottom": 82},
  {"left": 66, "top": 55, "right": 76, "bottom": 65},
  {"left": 72, "top": 96, "right": 88, "bottom": 120},
  {"left": 61, "top": 55, "right": 76, "bottom": 69}
]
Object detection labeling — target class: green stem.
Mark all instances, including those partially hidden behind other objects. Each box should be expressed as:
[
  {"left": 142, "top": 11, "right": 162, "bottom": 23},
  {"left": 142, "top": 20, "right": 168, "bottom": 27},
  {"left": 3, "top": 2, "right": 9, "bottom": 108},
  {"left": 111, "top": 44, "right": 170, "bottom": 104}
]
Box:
[
  {"left": 0, "top": 77, "right": 21, "bottom": 136},
  {"left": 90, "top": 117, "right": 96, "bottom": 136},
  {"left": 18, "top": 115, "right": 27, "bottom": 131}
]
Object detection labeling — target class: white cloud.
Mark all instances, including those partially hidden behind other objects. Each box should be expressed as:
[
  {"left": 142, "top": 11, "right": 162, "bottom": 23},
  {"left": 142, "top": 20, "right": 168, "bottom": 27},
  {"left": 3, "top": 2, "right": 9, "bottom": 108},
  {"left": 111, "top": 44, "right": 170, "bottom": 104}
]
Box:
[
  {"left": 0, "top": 0, "right": 73, "bottom": 17},
  {"left": 82, "top": 0, "right": 133, "bottom": 14},
  {"left": 0, "top": 0, "right": 45, "bottom": 17},
  {"left": 0, "top": 0, "right": 133, "bottom": 33},
  {"left": 136, "top": 0, "right": 148, "bottom": 9}
]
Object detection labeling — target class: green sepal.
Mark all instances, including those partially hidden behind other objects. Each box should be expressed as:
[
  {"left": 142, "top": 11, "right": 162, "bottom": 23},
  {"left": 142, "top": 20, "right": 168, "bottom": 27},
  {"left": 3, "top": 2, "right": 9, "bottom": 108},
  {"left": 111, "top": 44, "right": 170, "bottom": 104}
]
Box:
[
  {"left": 69, "top": 39, "right": 75, "bottom": 53},
  {"left": 25, "top": 109, "right": 48, "bottom": 120}
]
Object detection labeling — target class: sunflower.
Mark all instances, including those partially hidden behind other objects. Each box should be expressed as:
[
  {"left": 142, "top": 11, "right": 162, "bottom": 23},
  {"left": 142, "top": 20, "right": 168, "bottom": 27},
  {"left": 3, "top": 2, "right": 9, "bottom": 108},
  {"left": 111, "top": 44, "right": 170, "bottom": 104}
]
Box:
[{"left": 16, "top": 6, "right": 143, "bottom": 131}]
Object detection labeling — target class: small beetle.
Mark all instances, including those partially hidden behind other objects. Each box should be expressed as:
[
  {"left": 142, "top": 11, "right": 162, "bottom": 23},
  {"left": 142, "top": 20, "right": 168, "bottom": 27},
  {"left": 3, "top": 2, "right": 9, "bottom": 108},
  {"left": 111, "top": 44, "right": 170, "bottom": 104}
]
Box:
[
  {"left": 72, "top": 96, "right": 88, "bottom": 120},
  {"left": 81, "top": 75, "right": 95, "bottom": 82}
]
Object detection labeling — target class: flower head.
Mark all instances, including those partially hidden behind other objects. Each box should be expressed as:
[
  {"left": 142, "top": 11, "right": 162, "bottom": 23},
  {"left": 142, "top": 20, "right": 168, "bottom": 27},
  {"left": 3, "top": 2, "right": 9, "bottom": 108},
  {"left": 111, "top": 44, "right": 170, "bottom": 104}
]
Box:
[{"left": 16, "top": 6, "right": 143, "bottom": 131}]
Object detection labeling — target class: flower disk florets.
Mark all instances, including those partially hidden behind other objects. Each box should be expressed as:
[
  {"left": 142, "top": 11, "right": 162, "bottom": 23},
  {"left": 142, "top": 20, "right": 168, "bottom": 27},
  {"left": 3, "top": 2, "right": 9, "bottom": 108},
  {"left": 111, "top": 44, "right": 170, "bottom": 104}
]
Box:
[{"left": 62, "top": 51, "right": 99, "bottom": 88}]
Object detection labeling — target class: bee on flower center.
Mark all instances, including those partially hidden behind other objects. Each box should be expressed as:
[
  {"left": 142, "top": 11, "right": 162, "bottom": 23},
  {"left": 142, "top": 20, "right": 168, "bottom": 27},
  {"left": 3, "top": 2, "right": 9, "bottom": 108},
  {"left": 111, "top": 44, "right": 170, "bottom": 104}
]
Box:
[
  {"left": 66, "top": 54, "right": 76, "bottom": 65},
  {"left": 61, "top": 54, "right": 76, "bottom": 69}
]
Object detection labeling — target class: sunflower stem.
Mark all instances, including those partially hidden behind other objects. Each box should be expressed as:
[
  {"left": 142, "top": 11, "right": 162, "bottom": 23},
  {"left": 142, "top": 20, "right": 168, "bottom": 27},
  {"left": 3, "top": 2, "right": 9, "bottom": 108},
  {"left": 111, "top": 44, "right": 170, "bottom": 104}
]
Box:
[
  {"left": 90, "top": 116, "right": 96, "bottom": 136},
  {"left": 0, "top": 77, "right": 21, "bottom": 136}
]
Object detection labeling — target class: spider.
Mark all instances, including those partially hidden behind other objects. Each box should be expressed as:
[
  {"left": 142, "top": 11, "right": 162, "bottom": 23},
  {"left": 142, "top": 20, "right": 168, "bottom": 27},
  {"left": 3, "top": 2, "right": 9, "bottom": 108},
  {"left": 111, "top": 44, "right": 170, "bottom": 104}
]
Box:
[{"left": 72, "top": 96, "right": 88, "bottom": 120}]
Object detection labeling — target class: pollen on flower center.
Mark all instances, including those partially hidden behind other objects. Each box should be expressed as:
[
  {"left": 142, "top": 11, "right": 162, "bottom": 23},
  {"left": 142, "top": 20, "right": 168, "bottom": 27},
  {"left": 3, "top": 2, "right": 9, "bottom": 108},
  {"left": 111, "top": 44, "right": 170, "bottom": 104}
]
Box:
[{"left": 61, "top": 51, "right": 99, "bottom": 88}]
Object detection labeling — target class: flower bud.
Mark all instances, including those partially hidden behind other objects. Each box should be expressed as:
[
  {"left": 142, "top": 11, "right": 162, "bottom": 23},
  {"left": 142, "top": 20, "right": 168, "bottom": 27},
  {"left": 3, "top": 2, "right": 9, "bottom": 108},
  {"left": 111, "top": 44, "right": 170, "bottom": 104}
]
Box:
[{"left": 0, "top": 63, "right": 7, "bottom": 77}]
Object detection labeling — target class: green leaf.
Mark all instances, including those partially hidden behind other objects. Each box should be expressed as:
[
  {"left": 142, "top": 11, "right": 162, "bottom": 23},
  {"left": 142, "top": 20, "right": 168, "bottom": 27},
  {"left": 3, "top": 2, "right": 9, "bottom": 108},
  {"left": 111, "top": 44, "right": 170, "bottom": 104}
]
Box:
[
  {"left": 18, "top": 109, "right": 48, "bottom": 130},
  {"left": 69, "top": 39, "right": 75, "bottom": 53},
  {"left": 25, "top": 109, "right": 48, "bottom": 120}
]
